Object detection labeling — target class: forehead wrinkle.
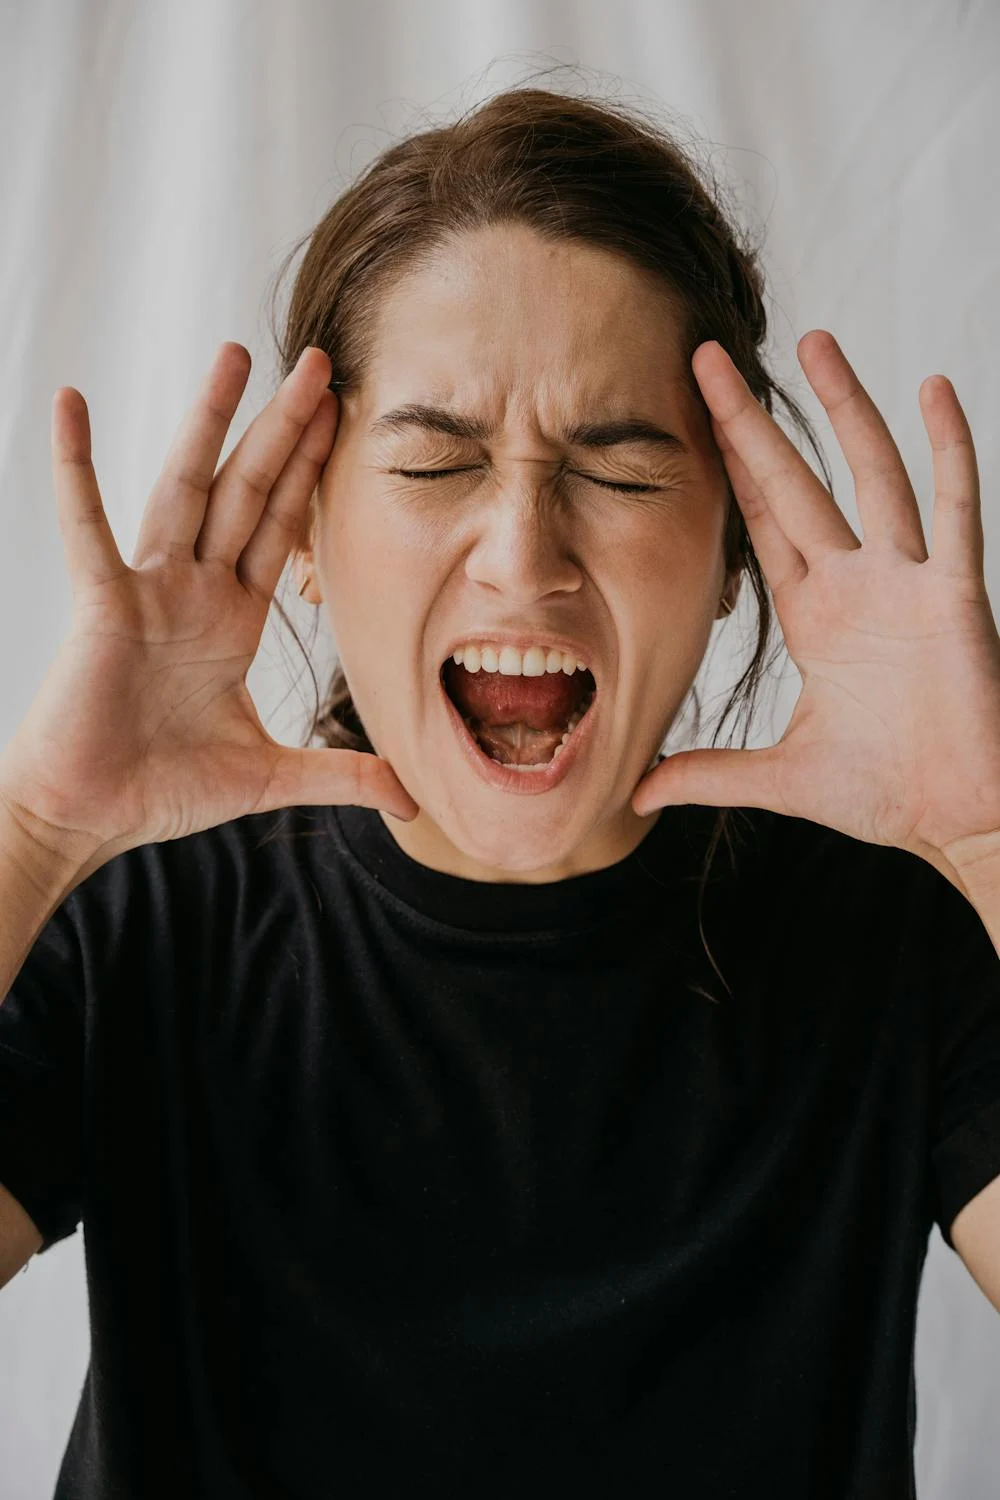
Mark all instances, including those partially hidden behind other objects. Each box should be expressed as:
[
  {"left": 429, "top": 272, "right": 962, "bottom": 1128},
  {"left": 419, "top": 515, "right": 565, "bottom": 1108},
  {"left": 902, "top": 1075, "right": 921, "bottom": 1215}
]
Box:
[{"left": 368, "top": 402, "right": 690, "bottom": 457}]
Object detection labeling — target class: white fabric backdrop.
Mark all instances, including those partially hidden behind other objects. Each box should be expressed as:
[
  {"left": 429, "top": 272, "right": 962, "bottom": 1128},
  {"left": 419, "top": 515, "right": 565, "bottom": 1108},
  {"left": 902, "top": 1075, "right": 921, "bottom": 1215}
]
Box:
[{"left": 0, "top": 1, "right": 998, "bottom": 1494}]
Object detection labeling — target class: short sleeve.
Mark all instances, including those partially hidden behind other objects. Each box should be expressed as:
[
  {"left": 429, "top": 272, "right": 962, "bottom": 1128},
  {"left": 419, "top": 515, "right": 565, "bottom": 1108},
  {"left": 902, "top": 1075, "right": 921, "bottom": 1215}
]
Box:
[
  {"left": 0, "top": 894, "right": 85, "bottom": 1253},
  {"left": 927, "top": 865, "right": 1000, "bottom": 1250}
]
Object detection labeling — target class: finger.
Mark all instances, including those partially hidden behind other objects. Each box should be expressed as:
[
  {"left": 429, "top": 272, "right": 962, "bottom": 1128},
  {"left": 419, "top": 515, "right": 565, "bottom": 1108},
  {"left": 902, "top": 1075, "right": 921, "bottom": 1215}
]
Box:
[
  {"left": 631, "top": 743, "right": 784, "bottom": 817},
  {"left": 50, "top": 387, "right": 128, "bottom": 591},
  {"left": 692, "top": 340, "right": 859, "bottom": 564},
  {"left": 262, "top": 746, "right": 420, "bottom": 821},
  {"left": 921, "top": 374, "right": 983, "bottom": 579},
  {"left": 797, "top": 330, "right": 926, "bottom": 561},
  {"left": 237, "top": 390, "right": 339, "bottom": 602},
  {"left": 710, "top": 414, "right": 806, "bottom": 595},
  {"left": 133, "top": 342, "right": 254, "bottom": 566},
  {"left": 195, "top": 346, "right": 333, "bottom": 568}
]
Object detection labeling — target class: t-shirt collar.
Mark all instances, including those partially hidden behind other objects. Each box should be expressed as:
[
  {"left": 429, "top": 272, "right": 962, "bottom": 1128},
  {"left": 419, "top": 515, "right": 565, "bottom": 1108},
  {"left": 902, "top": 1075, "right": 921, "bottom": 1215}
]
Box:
[{"left": 329, "top": 802, "right": 704, "bottom": 934}]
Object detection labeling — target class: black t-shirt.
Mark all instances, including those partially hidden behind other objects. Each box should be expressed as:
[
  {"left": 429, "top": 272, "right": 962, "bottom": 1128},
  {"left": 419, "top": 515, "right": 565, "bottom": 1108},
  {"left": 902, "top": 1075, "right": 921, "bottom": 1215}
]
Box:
[{"left": 2, "top": 798, "right": 1000, "bottom": 1499}]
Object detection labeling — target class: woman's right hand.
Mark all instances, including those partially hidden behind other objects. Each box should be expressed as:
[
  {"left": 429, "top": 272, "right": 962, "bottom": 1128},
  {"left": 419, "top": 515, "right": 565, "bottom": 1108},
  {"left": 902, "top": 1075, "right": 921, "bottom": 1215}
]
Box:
[{"left": 0, "top": 342, "right": 419, "bottom": 863}]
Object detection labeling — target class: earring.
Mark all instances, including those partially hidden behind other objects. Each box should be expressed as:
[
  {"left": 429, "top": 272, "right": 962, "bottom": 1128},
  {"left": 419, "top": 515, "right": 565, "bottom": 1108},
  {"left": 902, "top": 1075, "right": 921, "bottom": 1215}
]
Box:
[
  {"left": 720, "top": 596, "right": 734, "bottom": 616},
  {"left": 297, "top": 574, "right": 311, "bottom": 599}
]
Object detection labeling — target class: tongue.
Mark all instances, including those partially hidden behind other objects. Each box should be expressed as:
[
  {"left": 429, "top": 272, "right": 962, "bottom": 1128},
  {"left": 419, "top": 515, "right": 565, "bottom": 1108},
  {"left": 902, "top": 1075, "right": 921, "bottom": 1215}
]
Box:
[
  {"left": 444, "top": 660, "right": 587, "bottom": 727},
  {"left": 474, "top": 721, "right": 566, "bottom": 765},
  {"left": 443, "top": 660, "right": 591, "bottom": 766}
]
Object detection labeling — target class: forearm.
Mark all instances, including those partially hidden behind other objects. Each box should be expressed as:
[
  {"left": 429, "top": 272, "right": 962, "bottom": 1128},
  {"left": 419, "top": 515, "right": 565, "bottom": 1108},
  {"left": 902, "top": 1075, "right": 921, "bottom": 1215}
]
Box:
[{"left": 0, "top": 790, "right": 115, "bottom": 1007}]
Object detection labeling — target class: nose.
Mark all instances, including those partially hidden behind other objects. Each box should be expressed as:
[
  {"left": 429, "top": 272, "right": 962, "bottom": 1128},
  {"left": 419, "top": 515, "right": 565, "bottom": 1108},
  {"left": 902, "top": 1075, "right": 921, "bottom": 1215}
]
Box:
[{"left": 463, "top": 474, "right": 584, "bottom": 604}]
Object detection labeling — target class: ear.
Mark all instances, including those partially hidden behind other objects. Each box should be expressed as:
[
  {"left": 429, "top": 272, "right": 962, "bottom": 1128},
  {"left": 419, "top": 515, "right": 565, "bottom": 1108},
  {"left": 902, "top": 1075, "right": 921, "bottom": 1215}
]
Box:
[
  {"left": 290, "top": 488, "right": 320, "bottom": 597},
  {"left": 715, "top": 567, "right": 743, "bottom": 619}
]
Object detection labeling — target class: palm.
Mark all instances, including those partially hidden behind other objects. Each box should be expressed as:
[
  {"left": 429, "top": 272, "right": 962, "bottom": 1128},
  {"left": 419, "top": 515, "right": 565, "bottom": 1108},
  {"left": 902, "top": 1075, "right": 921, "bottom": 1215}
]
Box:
[
  {"left": 1, "top": 342, "right": 418, "bottom": 861},
  {"left": 6, "top": 572, "right": 274, "bottom": 847}
]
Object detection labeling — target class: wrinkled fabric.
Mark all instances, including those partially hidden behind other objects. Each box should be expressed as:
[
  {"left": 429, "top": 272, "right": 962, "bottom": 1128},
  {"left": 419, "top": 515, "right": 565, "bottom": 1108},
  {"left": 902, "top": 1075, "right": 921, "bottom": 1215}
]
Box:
[{"left": 1, "top": 799, "right": 998, "bottom": 1498}]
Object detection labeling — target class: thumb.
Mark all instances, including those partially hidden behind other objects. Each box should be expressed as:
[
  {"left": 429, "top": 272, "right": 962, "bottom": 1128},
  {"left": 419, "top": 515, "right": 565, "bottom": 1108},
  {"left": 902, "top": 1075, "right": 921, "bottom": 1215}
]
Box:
[
  {"left": 631, "top": 745, "right": 782, "bottom": 817},
  {"left": 262, "top": 746, "right": 420, "bottom": 820}
]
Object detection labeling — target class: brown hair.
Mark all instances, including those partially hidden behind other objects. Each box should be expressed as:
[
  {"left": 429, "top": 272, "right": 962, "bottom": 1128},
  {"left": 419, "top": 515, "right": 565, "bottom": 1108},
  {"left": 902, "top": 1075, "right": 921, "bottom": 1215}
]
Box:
[{"left": 263, "top": 75, "right": 833, "bottom": 1002}]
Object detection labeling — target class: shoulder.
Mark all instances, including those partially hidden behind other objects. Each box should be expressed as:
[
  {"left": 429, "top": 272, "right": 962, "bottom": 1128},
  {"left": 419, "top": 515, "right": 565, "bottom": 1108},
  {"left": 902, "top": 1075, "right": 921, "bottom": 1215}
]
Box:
[{"left": 64, "top": 805, "right": 345, "bottom": 948}]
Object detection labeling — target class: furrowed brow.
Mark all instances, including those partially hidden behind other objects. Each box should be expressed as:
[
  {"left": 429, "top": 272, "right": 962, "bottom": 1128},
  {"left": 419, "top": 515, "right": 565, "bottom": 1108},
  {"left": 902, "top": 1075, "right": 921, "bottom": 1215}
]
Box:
[
  {"left": 565, "top": 418, "right": 689, "bottom": 455},
  {"left": 370, "top": 405, "right": 492, "bottom": 441},
  {"left": 370, "top": 405, "right": 690, "bottom": 455}
]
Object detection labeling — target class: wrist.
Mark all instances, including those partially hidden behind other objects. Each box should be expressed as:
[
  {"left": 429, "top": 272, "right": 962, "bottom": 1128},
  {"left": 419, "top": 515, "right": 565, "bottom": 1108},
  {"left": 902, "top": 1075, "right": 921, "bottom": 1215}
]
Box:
[
  {"left": 0, "top": 785, "right": 112, "bottom": 894},
  {"left": 937, "top": 827, "right": 1000, "bottom": 904}
]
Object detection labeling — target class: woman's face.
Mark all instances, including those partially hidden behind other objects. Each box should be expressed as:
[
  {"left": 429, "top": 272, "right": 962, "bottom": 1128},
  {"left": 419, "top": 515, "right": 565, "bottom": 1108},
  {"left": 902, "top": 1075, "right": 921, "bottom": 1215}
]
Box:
[{"left": 298, "top": 222, "right": 738, "bottom": 881}]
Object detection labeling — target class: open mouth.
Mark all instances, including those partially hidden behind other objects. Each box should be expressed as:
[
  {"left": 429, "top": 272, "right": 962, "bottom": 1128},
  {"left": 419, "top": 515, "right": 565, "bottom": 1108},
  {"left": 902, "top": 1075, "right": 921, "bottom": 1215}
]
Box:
[{"left": 440, "top": 649, "right": 597, "bottom": 773}]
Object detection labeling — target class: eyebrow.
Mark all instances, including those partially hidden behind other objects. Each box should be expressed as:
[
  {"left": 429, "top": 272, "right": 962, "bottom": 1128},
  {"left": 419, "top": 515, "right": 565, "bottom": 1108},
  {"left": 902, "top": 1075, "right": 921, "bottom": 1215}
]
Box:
[{"left": 369, "top": 403, "right": 690, "bottom": 455}]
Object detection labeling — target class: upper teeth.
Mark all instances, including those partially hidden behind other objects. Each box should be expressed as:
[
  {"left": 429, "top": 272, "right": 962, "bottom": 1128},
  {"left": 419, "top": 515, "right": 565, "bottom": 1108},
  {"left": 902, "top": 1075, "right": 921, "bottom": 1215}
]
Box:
[{"left": 451, "top": 644, "right": 588, "bottom": 676}]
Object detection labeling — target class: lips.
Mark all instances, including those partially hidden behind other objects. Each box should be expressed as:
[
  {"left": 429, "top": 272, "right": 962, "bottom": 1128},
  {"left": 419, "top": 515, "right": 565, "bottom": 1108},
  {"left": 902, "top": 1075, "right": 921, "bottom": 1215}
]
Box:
[{"left": 438, "top": 634, "right": 600, "bottom": 688}]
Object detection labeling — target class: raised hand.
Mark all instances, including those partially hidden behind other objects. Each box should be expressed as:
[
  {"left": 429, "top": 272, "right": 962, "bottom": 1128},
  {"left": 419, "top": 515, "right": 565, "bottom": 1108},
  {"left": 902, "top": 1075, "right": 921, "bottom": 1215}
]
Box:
[
  {"left": 0, "top": 342, "right": 419, "bottom": 863},
  {"left": 630, "top": 330, "right": 1000, "bottom": 882}
]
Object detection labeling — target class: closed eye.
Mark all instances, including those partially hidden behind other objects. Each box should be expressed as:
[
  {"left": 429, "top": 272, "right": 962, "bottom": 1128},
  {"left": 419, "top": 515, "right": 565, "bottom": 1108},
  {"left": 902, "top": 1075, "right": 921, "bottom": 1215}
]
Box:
[
  {"left": 391, "top": 468, "right": 661, "bottom": 495},
  {"left": 582, "top": 476, "right": 661, "bottom": 495}
]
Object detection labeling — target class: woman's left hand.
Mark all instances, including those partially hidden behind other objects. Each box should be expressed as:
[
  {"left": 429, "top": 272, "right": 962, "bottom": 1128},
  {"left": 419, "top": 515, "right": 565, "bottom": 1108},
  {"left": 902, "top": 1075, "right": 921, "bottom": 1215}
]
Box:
[{"left": 630, "top": 330, "right": 1000, "bottom": 884}]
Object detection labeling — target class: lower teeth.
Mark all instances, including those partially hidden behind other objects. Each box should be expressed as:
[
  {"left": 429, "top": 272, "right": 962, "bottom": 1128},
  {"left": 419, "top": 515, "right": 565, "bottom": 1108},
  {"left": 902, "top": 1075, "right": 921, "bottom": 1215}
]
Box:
[{"left": 465, "top": 690, "right": 595, "bottom": 769}]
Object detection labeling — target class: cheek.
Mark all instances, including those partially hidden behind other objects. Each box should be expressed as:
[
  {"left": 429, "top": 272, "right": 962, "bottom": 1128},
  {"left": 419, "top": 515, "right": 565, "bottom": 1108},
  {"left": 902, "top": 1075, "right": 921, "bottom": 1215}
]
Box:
[
  {"left": 323, "top": 486, "right": 400, "bottom": 603},
  {"left": 321, "top": 492, "right": 447, "bottom": 673},
  {"left": 589, "top": 503, "right": 721, "bottom": 600}
]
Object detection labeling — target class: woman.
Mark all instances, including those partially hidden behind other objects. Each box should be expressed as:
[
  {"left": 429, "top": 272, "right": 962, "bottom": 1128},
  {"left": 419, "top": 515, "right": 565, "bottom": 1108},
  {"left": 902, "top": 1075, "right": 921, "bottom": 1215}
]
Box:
[{"left": 1, "top": 85, "right": 999, "bottom": 1499}]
